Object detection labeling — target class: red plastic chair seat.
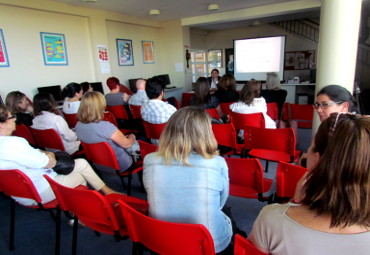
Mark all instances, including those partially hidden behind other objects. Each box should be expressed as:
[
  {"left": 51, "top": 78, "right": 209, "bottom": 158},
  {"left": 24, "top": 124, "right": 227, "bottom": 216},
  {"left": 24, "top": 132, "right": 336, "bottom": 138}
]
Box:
[
  {"left": 234, "top": 234, "right": 270, "bottom": 255},
  {"left": 248, "top": 149, "right": 291, "bottom": 162},
  {"left": 230, "top": 178, "right": 273, "bottom": 199}
]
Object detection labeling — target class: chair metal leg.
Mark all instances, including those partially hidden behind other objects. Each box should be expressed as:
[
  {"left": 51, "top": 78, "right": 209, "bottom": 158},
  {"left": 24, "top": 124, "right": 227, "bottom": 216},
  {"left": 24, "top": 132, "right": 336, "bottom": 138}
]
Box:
[
  {"left": 55, "top": 208, "right": 61, "bottom": 255},
  {"left": 127, "top": 171, "right": 133, "bottom": 196},
  {"left": 72, "top": 215, "right": 78, "bottom": 255},
  {"left": 265, "top": 160, "right": 269, "bottom": 173},
  {"left": 9, "top": 199, "right": 15, "bottom": 250}
]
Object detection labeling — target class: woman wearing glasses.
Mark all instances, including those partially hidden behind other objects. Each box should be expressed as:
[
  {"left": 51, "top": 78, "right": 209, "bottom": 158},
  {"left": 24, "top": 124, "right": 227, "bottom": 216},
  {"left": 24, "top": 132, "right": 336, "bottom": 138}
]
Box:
[
  {"left": 249, "top": 113, "right": 370, "bottom": 254},
  {"left": 314, "top": 85, "right": 356, "bottom": 122}
]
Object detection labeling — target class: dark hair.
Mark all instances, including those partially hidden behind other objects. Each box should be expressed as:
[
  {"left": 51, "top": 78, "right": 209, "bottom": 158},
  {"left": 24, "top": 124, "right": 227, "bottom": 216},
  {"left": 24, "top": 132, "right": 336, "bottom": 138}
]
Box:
[
  {"left": 5, "top": 91, "right": 26, "bottom": 114},
  {"left": 317, "top": 85, "right": 356, "bottom": 112},
  {"left": 106, "top": 77, "right": 120, "bottom": 90},
  {"left": 61, "top": 82, "right": 82, "bottom": 98},
  {"left": 218, "top": 74, "right": 236, "bottom": 91},
  {"left": 192, "top": 77, "right": 211, "bottom": 106},
  {"left": 33, "top": 93, "right": 56, "bottom": 115},
  {"left": 80, "top": 82, "right": 91, "bottom": 93},
  {"left": 211, "top": 69, "right": 219, "bottom": 74},
  {"left": 0, "top": 105, "right": 8, "bottom": 122},
  {"left": 145, "top": 77, "right": 165, "bottom": 99},
  {"left": 239, "top": 79, "right": 261, "bottom": 105},
  {"left": 302, "top": 113, "right": 370, "bottom": 228}
]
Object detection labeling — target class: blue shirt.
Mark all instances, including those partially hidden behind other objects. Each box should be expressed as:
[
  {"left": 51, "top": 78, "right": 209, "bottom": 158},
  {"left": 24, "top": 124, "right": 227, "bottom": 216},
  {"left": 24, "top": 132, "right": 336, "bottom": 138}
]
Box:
[{"left": 143, "top": 152, "right": 232, "bottom": 253}]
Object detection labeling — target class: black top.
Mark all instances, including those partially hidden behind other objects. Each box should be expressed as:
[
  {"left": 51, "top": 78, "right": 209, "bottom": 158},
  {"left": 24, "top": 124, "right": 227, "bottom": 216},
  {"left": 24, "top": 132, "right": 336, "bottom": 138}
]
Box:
[
  {"left": 207, "top": 76, "right": 221, "bottom": 87},
  {"left": 15, "top": 112, "right": 33, "bottom": 126},
  {"left": 260, "top": 89, "right": 287, "bottom": 117},
  {"left": 215, "top": 89, "right": 239, "bottom": 103}
]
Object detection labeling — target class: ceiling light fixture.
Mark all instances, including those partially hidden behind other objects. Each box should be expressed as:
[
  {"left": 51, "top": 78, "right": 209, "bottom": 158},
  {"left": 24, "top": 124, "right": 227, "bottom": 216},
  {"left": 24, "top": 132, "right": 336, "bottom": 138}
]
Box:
[
  {"left": 83, "top": 0, "right": 97, "bottom": 2},
  {"left": 149, "top": 9, "right": 160, "bottom": 15},
  {"left": 208, "top": 4, "right": 219, "bottom": 11}
]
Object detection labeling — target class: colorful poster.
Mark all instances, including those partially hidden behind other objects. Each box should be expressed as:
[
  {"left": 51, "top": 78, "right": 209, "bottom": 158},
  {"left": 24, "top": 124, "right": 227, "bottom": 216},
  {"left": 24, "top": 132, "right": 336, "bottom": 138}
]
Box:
[
  {"left": 116, "top": 39, "right": 134, "bottom": 66},
  {"left": 142, "top": 41, "right": 154, "bottom": 64},
  {"left": 40, "top": 32, "right": 68, "bottom": 65},
  {"left": 0, "top": 29, "right": 10, "bottom": 67},
  {"left": 97, "top": 45, "right": 110, "bottom": 74}
]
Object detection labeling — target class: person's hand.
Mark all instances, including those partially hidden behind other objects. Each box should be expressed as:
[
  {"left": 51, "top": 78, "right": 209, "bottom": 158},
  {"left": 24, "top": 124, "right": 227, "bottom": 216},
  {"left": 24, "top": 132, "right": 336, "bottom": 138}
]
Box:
[
  {"left": 122, "top": 93, "right": 131, "bottom": 103},
  {"left": 292, "top": 172, "right": 308, "bottom": 203},
  {"left": 126, "top": 133, "right": 136, "bottom": 140}
]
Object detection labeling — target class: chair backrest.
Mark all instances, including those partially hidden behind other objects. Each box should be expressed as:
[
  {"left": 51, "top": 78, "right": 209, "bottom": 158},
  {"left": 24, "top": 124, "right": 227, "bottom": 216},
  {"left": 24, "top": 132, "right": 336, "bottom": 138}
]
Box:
[
  {"left": 0, "top": 169, "right": 42, "bottom": 203},
  {"left": 219, "top": 102, "right": 235, "bottom": 115},
  {"left": 29, "top": 127, "right": 65, "bottom": 151},
  {"left": 212, "top": 123, "right": 238, "bottom": 150},
  {"left": 103, "top": 111, "right": 119, "bottom": 127},
  {"left": 129, "top": 104, "right": 142, "bottom": 120},
  {"left": 243, "top": 126, "right": 296, "bottom": 161},
  {"left": 229, "top": 112, "right": 265, "bottom": 130},
  {"left": 12, "top": 124, "right": 37, "bottom": 146},
  {"left": 106, "top": 105, "right": 129, "bottom": 120},
  {"left": 81, "top": 141, "right": 120, "bottom": 170},
  {"left": 234, "top": 234, "right": 270, "bottom": 255},
  {"left": 181, "top": 92, "right": 194, "bottom": 107},
  {"left": 142, "top": 121, "right": 166, "bottom": 140},
  {"left": 63, "top": 113, "right": 78, "bottom": 129},
  {"left": 138, "top": 140, "right": 158, "bottom": 158},
  {"left": 224, "top": 157, "right": 271, "bottom": 199},
  {"left": 163, "top": 97, "right": 180, "bottom": 110},
  {"left": 266, "top": 102, "right": 279, "bottom": 121},
  {"left": 287, "top": 103, "right": 314, "bottom": 128},
  {"left": 206, "top": 108, "right": 220, "bottom": 120},
  {"left": 275, "top": 161, "right": 308, "bottom": 202},
  {"left": 118, "top": 200, "right": 215, "bottom": 255},
  {"left": 44, "top": 175, "right": 122, "bottom": 235}
]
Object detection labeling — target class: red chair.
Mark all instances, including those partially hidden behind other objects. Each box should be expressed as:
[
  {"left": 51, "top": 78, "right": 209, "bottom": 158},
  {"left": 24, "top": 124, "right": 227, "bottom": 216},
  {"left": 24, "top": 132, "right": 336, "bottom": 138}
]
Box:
[
  {"left": 220, "top": 102, "right": 235, "bottom": 115},
  {"left": 63, "top": 113, "right": 78, "bottom": 129},
  {"left": 103, "top": 111, "right": 135, "bottom": 135},
  {"left": 234, "top": 234, "right": 270, "bottom": 255},
  {"left": 224, "top": 157, "right": 273, "bottom": 202},
  {"left": 287, "top": 103, "right": 314, "bottom": 128},
  {"left": 142, "top": 121, "right": 167, "bottom": 140},
  {"left": 181, "top": 92, "right": 194, "bottom": 107},
  {"left": 44, "top": 175, "right": 148, "bottom": 255},
  {"left": 163, "top": 97, "right": 180, "bottom": 109},
  {"left": 266, "top": 102, "right": 279, "bottom": 121},
  {"left": 229, "top": 112, "right": 265, "bottom": 131},
  {"left": 275, "top": 161, "right": 308, "bottom": 203},
  {"left": 29, "top": 127, "right": 65, "bottom": 152},
  {"left": 0, "top": 170, "right": 59, "bottom": 253},
  {"left": 80, "top": 141, "right": 141, "bottom": 195},
  {"left": 129, "top": 104, "right": 142, "bottom": 120},
  {"left": 212, "top": 123, "right": 243, "bottom": 156},
  {"left": 118, "top": 200, "right": 216, "bottom": 255},
  {"left": 206, "top": 108, "right": 221, "bottom": 120},
  {"left": 138, "top": 140, "right": 158, "bottom": 158},
  {"left": 243, "top": 126, "right": 299, "bottom": 172},
  {"left": 12, "top": 124, "right": 37, "bottom": 146},
  {"left": 106, "top": 105, "right": 129, "bottom": 120}
]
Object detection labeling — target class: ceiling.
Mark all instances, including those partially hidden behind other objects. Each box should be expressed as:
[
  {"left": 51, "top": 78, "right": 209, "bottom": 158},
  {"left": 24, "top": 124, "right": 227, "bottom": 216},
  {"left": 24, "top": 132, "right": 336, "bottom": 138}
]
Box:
[{"left": 52, "top": 0, "right": 321, "bottom": 30}]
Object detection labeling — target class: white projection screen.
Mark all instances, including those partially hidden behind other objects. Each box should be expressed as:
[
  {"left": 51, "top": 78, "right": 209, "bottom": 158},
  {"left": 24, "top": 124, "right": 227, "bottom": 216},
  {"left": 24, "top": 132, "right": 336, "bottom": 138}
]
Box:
[{"left": 234, "top": 36, "right": 286, "bottom": 81}]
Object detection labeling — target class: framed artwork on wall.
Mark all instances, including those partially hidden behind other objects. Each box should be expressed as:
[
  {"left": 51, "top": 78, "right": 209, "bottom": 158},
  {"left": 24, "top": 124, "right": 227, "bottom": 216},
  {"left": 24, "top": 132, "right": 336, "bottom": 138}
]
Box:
[
  {"left": 116, "top": 39, "right": 134, "bottom": 66},
  {"left": 0, "top": 29, "right": 10, "bottom": 67},
  {"left": 40, "top": 32, "right": 68, "bottom": 66},
  {"left": 225, "top": 48, "right": 234, "bottom": 75},
  {"left": 284, "top": 50, "right": 315, "bottom": 70},
  {"left": 142, "top": 41, "right": 154, "bottom": 64},
  {"left": 208, "top": 49, "right": 222, "bottom": 68}
]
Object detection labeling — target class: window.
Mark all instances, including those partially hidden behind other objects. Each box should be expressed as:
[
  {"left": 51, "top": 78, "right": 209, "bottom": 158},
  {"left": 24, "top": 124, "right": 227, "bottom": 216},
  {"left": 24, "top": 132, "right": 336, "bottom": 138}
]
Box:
[{"left": 191, "top": 50, "right": 207, "bottom": 82}]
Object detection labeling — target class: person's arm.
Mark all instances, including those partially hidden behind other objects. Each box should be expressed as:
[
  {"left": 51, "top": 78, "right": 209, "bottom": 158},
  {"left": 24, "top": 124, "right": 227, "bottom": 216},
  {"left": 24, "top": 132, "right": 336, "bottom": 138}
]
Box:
[
  {"left": 111, "top": 129, "right": 136, "bottom": 148},
  {"left": 55, "top": 115, "right": 78, "bottom": 142},
  {"left": 122, "top": 93, "right": 131, "bottom": 103},
  {"left": 216, "top": 104, "right": 223, "bottom": 118},
  {"left": 42, "top": 150, "right": 57, "bottom": 168}
]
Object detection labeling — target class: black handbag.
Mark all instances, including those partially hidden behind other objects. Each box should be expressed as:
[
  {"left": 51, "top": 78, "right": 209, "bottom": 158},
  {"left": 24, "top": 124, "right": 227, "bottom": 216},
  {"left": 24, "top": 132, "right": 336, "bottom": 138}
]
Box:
[{"left": 53, "top": 151, "right": 75, "bottom": 175}]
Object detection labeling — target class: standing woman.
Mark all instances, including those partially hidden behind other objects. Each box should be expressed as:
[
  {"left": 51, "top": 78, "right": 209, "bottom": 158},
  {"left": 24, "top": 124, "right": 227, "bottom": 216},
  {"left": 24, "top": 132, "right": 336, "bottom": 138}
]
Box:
[
  {"left": 32, "top": 93, "right": 80, "bottom": 155},
  {"left": 76, "top": 91, "right": 137, "bottom": 173},
  {"left": 62, "top": 82, "right": 83, "bottom": 114},
  {"left": 5, "top": 91, "right": 34, "bottom": 126},
  {"left": 143, "top": 107, "right": 232, "bottom": 253}
]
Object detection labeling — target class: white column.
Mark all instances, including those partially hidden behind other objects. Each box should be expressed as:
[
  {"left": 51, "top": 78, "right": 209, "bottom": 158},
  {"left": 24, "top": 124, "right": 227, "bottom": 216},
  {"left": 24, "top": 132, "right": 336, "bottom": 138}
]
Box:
[{"left": 313, "top": 0, "right": 362, "bottom": 131}]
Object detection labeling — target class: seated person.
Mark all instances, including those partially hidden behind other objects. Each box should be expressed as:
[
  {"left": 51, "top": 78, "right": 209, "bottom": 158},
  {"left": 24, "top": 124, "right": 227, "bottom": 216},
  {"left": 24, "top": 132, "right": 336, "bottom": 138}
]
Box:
[
  {"left": 141, "top": 76, "right": 177, "bottom": 124},
  {"left": 80, "top": 81, "right": 93, "bottom": 94},
  {"left": 5, "top": 91, "right": 34, "bottom": 126},
  {"left": 0, "top": 104, "right": 119, "bottom": 206},
  {"left": 128, "top": 79, "right": 149, "bottom": 106},
  {"left": 215, "top": 74, "right": 240, "bottom": 103},
  {"left": 32, "top": 93, "right": 80, "bottom": 155},
  {"left": 105, "top": 77, "right": 131, "bottom": 106},
  {"left": 207, "top": 68, "right": 221, "bottom": 92},
  {"left": 62, "top": 82, "right": 83, "bottom": 114},
  {"left": 143, "top": 107, "right": 232, "bottom": 254},
  {"left": 76, "top": 91, "right": 137, "bottom": 173},
  {"left": 249, "top": 113, "right": 370, "bottom": 255},
  {"left": 230, "top": 79, "right": 276, "bottom": 129},
  {"left": 190, "top": 77, "right": 223, "bottom": 118},
  {"left": 260, "top": 72, "right": 287, "bottom": 117}
]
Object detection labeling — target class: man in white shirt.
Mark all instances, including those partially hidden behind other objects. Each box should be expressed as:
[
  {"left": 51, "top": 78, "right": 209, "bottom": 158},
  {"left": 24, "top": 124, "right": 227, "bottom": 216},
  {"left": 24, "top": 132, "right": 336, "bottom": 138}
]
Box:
[
  {"left": 128, "top": 79, "right": 149, "bottom": 106},
  {"left": 141, "top": 77, "right": 177, "bottom": 124}
]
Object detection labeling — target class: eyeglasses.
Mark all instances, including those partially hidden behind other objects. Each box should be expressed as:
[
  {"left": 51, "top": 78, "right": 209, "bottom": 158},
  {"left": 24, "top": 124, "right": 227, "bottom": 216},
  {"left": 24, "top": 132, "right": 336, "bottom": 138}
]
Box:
[
  {"left": 6, "top": 115, "right": 16, "bottom": 120},
  {"left": 312, "top": 101, "right": 343, "bottom": 110}
]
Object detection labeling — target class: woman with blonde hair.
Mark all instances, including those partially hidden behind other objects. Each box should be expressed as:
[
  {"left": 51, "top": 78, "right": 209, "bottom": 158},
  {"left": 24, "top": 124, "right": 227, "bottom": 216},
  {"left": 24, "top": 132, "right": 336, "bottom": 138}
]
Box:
[
  {"left": 143, "top": 106, "right": 232, "bottom": 254},
  {"left": 75, "top": 91, "right": 137, "bottom": 173},
  {"left": 5, "top": 91, "right": 33, "bottom": 126},
  {"left": 249, "top": 113, "right": 370, "bottom": 254}
]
